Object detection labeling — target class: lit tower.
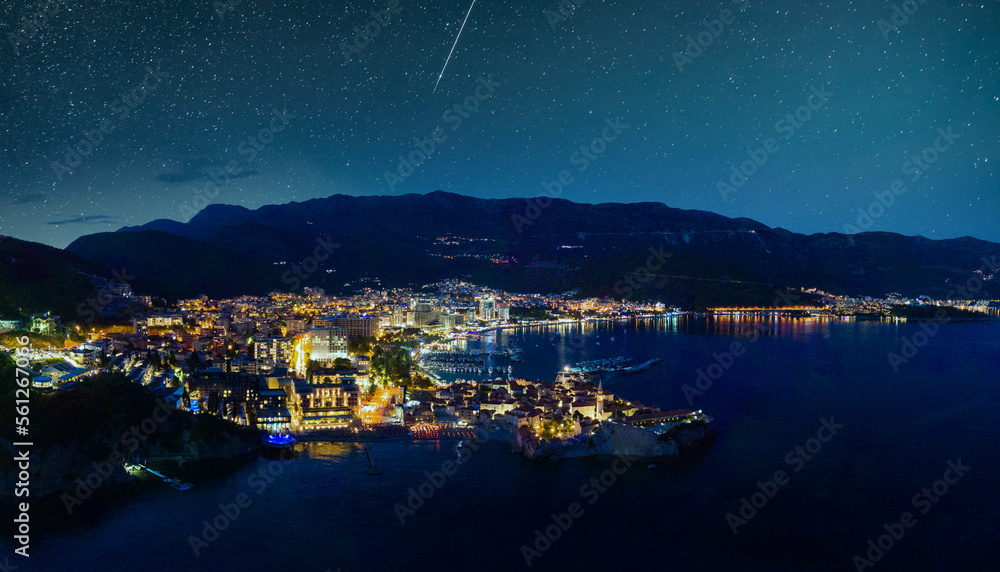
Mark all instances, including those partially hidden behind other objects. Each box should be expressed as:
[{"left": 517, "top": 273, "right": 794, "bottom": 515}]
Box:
[{"left": 596, "top": 379, "right": 606, "bottom": 420}]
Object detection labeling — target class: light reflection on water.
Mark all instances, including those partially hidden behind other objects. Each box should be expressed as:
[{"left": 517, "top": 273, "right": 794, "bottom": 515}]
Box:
[{"left": 13, "top": 318, "right": 1000, "bottom": 572}]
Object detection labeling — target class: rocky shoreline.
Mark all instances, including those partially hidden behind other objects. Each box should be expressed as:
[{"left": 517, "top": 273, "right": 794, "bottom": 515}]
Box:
[
  {"left": 0, "top": 431, "right": 261, "bottom": 507},
  {"left": 527, "top": 420, "right": 713, "bottom": 461}
]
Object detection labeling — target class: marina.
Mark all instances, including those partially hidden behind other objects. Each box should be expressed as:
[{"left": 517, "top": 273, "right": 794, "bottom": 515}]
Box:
[{"left": 418, "top": 345, "right": 521, "bottom": 377}]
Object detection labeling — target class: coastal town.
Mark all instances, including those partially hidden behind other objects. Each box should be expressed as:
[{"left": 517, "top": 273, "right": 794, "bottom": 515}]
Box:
[{"left": 1, "top": 278, "right": 996, "bottom": 460}]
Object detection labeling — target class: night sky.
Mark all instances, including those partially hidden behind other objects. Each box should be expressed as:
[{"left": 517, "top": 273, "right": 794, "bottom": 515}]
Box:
[{"left": 2, "top": 0, "right": 998, "bottom": 248}]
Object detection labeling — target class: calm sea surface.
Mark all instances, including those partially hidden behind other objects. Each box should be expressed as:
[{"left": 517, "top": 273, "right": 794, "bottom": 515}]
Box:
[{"left": 5, "top": 317, "right": 999, "bottom": 571}]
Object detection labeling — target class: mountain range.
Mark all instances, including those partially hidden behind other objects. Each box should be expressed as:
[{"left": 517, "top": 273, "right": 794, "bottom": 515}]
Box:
[
  {"left": 49, "top": 191, "right": 999, "bottom": 309},
  {"left": 0, "top": 235, "right": 117, "bottom": 322}
]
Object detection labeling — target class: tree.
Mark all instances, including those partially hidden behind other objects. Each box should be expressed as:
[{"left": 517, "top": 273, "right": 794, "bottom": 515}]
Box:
[
  {"left": 557, "top": 415, "right": 573, "bottom": 434},
  {"left": 540, "top": 415, "right": 573, "bottom": 439},
  {"left": 186, "top": 351, "right": 201, "bottom": 372},
  {"left": 348, "top": 336, "right": 375, "bottom": 355},
  {"left": 246, "top": 403, "right": 258, "bottom": 429},
  {"left": 540, "top": 422, "right": 555, "bottom": 440},
  {"left": 370, "top": 344, "right": 413, "bottom": 386},
  {"left": 232, "top": 402, "right": 245, "bottom": 424},
  {"left": 410, "top": 372, "right": 435, "bottom": 390},
  {"left": 207, "top": 391, "right": 220, "bottom": 415},
  {"left": 332, "top": 357, "right": 353, "bottom": 372}
]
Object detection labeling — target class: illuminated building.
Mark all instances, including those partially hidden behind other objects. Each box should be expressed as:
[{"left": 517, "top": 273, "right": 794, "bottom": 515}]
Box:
[
  {"left": 187, "top": 370, "right": 261, "bottom": 418},
  {"left": 478, "top": 296, "right": 496, "bottom": 321},
  {"left": 29, "top": 313, "right": 60, "bottom": 336},
  {"left": 146, "top": 315, "right": 184, "bottom": 327},
  {"left": 253, "top": 336, "right": 293, "bottom": 366},
  {"left": 284, "top": 318, "right": 307, "bottom": 336},
  {"left": 297, "top": 377, "right": 358, "bottom": 430},
  {"left": 309, "top": 328, "right": 349, "bottom": 362},
  {"left": 314, "top": 315, "right": 378, "bottom": 338}
]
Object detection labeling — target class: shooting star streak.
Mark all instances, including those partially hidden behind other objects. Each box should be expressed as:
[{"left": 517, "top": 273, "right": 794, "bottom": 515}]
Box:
[{"left": 433, "top": 0, "right": 477, "bottom": 94}]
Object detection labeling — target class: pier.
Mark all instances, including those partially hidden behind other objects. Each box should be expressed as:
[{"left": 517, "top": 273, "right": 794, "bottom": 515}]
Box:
[{"left": 126, "top": 462, "right": 192, "bottom": 491}]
